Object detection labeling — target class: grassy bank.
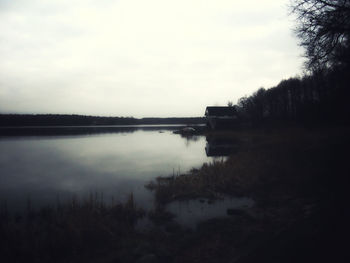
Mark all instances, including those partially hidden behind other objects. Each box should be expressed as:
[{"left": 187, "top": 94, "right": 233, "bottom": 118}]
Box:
[
  {"left": 145, "top": 125, "right": 350, "bottom": 262},
  {"left": 149, "top": 126, "right": 350, "bottom": 205}
]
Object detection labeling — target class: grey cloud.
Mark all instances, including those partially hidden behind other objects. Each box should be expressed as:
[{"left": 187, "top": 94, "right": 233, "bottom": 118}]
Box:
[{"left": 0, "top": 0, "right": 303, "bottom": 117}]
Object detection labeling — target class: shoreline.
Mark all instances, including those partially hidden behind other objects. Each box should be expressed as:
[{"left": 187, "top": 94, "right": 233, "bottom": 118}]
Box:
[{"left": 1, "top": 125, "right": 349, "bottom": 262}]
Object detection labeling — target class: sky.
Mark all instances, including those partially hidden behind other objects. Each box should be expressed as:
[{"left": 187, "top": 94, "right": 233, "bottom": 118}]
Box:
[{"left": 0, "top": 0, "right": 304, "bottom": 117}]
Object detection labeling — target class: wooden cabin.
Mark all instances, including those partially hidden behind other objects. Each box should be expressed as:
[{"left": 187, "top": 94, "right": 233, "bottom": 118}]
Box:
[{"left": 205, "top": 106, "right": 238, "bottom": 129}]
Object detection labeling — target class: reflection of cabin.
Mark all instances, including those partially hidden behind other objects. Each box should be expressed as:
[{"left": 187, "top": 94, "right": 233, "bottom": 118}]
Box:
[
  {"left": 205, "top": 106, "right": 238, "bottom": 129},
  {"left": 205, "top": 136, "right": 237, "bottom": 157}
]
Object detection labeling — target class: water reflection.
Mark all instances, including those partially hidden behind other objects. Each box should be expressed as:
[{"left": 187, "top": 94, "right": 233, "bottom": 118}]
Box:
[
  {"left": 0, "top": 125, "right": 196, "bottom": 137},
  {"left": 180, "top": 135, "right": 201, "bottom": 147},
  {"left": 166, "top": 197, "right": 254, "bottom": 228},
  {"left": 0, "top": 127, "right": 249, "bottom": 227},
  {"left": 0, "top": 129, "right": 212, "bottom": 212},
  {"left": 205, "top": 135, "right": 238, "bottom": 157}
]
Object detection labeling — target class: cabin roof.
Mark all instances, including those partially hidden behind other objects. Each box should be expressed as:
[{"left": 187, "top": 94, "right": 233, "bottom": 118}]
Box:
[{"left": 205, "top": 106, "right": 237, "bottom": 116}]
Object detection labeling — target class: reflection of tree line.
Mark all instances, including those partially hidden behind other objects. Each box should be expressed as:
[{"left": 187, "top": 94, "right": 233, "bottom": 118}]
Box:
[{"left": 0, "top": 125, "right": 191, "bottom": 136}]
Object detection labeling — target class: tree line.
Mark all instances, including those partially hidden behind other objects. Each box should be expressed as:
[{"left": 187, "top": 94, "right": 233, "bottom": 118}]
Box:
[
  {"left": 233, "top": 0, "right": 350, "bottom": 126},
  {"left": 235, "top": 65, "right": 349, "bottom": 125}
]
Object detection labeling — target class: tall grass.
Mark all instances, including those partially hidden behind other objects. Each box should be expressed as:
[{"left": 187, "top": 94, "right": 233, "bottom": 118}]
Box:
[
  {"left": 0, "top": 193, "right": 144, "bottom": 262},
  {"left": 145, "top": 126, "right": 349, "bottom": 206}
]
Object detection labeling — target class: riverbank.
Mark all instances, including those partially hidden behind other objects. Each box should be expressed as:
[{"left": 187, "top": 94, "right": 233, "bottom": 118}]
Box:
[
  {"left": 144, "top": 125, "right": 350, "bottom": 262},
  {"left": 1, "top": 125, "right": 349, "bottom": 262}
]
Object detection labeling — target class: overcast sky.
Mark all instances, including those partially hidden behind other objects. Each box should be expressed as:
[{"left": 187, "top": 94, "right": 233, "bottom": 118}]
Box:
[{"left": 0, "top": 0, "right": 304, "bottom": 117}]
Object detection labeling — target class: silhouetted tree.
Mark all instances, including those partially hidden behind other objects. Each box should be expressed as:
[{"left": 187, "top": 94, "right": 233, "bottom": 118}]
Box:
[
  {"left": 236, "top": 88, "right": 266, "bottom": 125},
  {"left": 231, "top": 1, "right": 350, "bottom": 127},
  {"left": 291, "top": 0, "right": 350, "bottom": 69}
]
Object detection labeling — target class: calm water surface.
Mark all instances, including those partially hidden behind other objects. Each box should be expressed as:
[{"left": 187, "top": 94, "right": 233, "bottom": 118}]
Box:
[{"left": 0, "top": 127, "right": 212, "bottom": 212}]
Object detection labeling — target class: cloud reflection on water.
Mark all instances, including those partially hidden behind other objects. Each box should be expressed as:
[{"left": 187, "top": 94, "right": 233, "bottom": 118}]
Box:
[{"left": 0, "top": 129, "right": 211, "bottom": 212}]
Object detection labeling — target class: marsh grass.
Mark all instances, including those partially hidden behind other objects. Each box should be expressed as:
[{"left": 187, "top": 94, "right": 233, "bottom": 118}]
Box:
[
  {"left": 146, "top": 126, "right": 350, "bottom": 207},
  {"left": 0, "top": 193, "right": 145, "bottom": 262}
]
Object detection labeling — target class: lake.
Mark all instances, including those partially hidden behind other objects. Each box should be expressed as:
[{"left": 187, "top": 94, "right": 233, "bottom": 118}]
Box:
[
  {"left": 0, "top": 126, "right": 212, "bottom": 211},
  {"left": 0, "top": 125, "right": 253, "bottom": 226}
]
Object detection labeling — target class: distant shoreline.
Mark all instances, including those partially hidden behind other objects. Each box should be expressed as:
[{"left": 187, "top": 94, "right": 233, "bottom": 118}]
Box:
[
  {"left": 0, "top": 124, "right": 205, "bottom": 128},
  {"left": 0, "top": 114, "right": 205, "bottom": 127}
]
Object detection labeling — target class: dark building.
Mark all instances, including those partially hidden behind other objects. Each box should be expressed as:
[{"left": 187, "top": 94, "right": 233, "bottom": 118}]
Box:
[{"left": 205, "top": 106, "right": 238, "bottom": 129}]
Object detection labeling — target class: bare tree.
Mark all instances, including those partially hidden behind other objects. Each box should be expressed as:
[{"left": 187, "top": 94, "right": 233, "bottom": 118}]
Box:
[{"left": 291, "top": 0, "right": 350, "bottom": 69}]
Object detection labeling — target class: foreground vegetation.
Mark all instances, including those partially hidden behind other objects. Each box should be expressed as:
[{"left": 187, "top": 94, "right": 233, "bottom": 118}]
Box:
[{"left": 0, "top": 194, "right": 145, "bottom": 262}]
